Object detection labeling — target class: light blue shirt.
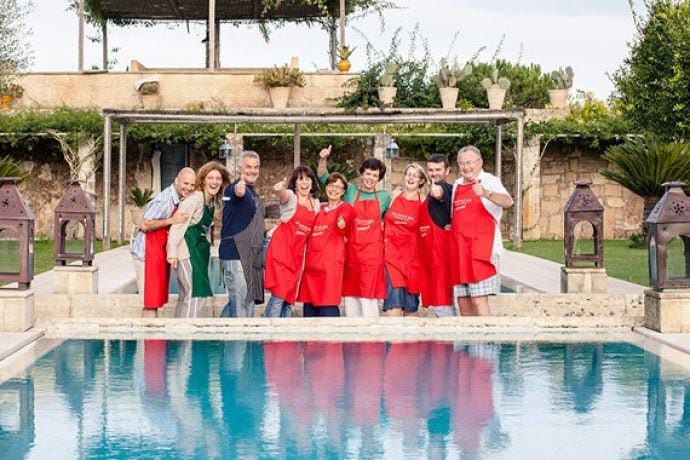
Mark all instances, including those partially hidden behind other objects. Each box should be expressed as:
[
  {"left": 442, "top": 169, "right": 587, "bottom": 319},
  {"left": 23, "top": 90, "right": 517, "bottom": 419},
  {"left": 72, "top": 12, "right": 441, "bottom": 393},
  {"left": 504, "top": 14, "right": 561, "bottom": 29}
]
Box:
[{"left": 129, "top": 184, "right": 180, "bottom": 259}]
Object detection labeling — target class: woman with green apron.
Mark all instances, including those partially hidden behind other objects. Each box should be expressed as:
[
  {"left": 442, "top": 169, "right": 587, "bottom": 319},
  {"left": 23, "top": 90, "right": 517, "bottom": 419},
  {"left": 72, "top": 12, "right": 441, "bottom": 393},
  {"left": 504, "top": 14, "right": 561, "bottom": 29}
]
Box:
[{"left": 167, "top": 162, "right": 231, "bottom": 318}]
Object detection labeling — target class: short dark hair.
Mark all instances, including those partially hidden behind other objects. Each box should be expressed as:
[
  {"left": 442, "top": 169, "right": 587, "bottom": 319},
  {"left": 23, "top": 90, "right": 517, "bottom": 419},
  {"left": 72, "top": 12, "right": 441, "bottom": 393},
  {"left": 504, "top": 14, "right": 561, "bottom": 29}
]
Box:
[
  {"left": 359, "top": 158, "right": 386, "bottom": 182},
  {"left": 326, "top": 172, "right": 348, "bottom": 188},
  {"left": 288, "top": 165, "right": 319, "bottom": 196},
  {"left": 427, "top": 153, "right": 449, "bottom": 168}
]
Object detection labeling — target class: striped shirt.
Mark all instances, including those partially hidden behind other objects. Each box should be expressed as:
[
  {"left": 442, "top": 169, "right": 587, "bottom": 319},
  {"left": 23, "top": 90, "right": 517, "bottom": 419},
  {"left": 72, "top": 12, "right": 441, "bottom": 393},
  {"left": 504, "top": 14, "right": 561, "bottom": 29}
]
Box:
[{"left": 129, "top": 184, "right": 180, "bottom": 259}]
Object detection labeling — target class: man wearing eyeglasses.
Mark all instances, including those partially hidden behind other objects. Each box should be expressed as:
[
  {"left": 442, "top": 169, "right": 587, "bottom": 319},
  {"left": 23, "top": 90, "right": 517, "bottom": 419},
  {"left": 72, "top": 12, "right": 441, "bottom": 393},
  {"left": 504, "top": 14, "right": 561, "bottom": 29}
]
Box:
[{"left": 450, "top": 145, "right": 513, "bottom": 316}]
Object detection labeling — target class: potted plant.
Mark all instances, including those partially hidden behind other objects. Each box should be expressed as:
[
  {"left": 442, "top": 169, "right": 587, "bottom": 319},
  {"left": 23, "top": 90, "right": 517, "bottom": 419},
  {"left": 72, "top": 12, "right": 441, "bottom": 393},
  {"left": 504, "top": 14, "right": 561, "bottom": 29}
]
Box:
[
  {"left": 0, "top": 81, "right": 23, "bottom": 111},
  {"left": 431, "top": 58, "right": 472, "bottom": 109},
  {"left": 136, "top": 80, "right": 161, "bottom": 110},
  {"left": 254, "top": 64, "right": 307, "bottom": 109},
  {"left": 377, "top": 61, "right": 398, "bottom": 106},
  {"left": 481, "top": 67, "right": 511, "bottom": 110},
  {"left": 337, "top": 45, "right": 356, "bottom": 72},
  {"left": 548, "top": 66, "right": 574, "bottom": 108},
  {"left": 129, "top": 185, "right": 154, "bottom": 226}
]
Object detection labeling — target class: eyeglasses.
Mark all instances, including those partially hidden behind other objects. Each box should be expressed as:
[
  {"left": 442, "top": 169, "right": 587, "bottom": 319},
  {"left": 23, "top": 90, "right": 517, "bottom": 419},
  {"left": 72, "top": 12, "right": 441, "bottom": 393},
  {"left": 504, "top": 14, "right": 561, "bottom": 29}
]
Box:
[
  {"left": 459, "top": 158, "right": 481, "bottom": 167},
  {"left": 326, "top": 183, "right": 345, "bottom": 191}
]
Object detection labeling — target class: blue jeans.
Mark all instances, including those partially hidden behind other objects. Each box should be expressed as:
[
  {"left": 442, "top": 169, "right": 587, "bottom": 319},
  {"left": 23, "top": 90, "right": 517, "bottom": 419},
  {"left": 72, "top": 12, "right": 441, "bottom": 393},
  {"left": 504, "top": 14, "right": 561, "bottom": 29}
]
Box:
[
  {"left": 220, "top": 259, "right": 255, "bottom": 318},
  {"left": 264, "top": 295, "right": 292, "bottom": 318}
]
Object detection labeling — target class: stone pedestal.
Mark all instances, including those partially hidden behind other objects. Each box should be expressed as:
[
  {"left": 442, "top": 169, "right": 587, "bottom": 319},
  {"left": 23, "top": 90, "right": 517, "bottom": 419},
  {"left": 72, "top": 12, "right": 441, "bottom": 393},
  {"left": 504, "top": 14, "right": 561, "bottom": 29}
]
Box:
[
  {"left": 0, "top": 289, "right": 35, "bottom": 332},
  {"left": 560, "top": 267, "right": 607, "bottom": 293},
  {"left": 644, "top": 289, "right": 690, "bottom": 333},
  {"left": 53, "top": 266, "right": 99, "bottom": 294}
]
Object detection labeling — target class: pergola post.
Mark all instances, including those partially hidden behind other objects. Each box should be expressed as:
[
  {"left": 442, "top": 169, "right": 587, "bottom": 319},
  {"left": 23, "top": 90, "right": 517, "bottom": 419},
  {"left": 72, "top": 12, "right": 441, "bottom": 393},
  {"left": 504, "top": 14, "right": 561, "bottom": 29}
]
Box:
[
  {"left": 514, "top": 117, "right": 524, "bottom": 248},
  {"left": 102, "top": 115, "right": 112, "bottom": 249},
  {"left": 118, "top": 123, "right": 127, "bottom": 243},
  {"left": 293, "top": 123, "right": 301, "bottom": 168},
  {"left": 495, "top": 124, "right": 502, "bottom": 179},
  {"left": 208, "top": 0, "right": 217, "bottom": 70},
  {"left": 78, "top": 0, "right": 85, "bottom": 72},
  {"left": 102, "top": 22, "right": 108, "bottom": 70},
  {"left": 339, "top": 0, "right": 346, "bottom": 46}
]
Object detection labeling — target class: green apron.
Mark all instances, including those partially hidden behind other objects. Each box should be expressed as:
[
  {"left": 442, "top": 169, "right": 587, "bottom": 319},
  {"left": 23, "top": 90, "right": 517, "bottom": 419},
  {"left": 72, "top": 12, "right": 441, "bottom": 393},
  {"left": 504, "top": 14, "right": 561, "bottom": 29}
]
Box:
[{"left": 184, "top": 197, "right": 214, "bottom": 298}]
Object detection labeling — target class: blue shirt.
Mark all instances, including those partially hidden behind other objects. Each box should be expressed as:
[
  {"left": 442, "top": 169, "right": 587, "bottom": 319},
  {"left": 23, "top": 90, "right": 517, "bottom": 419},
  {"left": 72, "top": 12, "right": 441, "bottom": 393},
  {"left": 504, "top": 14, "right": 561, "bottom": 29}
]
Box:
[{"left": 219, "top": 181, "right": 261, "bottom": 260}]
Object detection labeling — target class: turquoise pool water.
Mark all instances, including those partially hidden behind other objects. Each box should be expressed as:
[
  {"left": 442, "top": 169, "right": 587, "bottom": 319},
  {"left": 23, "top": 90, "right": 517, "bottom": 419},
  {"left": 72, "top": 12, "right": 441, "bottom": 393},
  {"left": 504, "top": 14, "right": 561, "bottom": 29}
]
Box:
[{"left": 1, "top": 340, "right": 689, "bottom": 459}]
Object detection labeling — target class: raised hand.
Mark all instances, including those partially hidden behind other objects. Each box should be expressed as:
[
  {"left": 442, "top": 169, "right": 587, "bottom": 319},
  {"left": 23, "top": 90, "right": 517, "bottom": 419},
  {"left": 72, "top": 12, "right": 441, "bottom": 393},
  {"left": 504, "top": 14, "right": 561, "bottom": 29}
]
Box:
[
  {"left": 430, "top": 181, "right": 443, "bottom": 200},
  {"left": 273, "top": 177, "right": 287, "bottom": 192},
  {"left": 235, "top": 178, "right": 247, "bottom": 197},
  {"left": 319, "top": 144, "right": 332, "bottom": 160},
  {"left": 472, "top": 179, "right": 484, "bottom": 197}
]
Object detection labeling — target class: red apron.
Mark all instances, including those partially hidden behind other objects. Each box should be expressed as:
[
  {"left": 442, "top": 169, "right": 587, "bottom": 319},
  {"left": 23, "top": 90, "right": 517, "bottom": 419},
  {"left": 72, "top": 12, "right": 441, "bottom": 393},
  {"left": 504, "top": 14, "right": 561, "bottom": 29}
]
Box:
[
  {"left": 418, "top": 201, "right": 453, "bottom": 306},
  {"left": 143, "top": 217, "right": 174, "bottom": 309},
  {"left": 297, "top": 202, "right": 354, "bottom": 306},
  {"left": 450, "top": 183, "right": 496, "bottom": 284},
  {"left": 342, "top": 191, "right": 386, "bottom": 299},
  {"left": 384, "top": 194, "right": 421, "bottom": 293},
  {"left": 264, "top": 202, "right": 317, "bottom": 304}
]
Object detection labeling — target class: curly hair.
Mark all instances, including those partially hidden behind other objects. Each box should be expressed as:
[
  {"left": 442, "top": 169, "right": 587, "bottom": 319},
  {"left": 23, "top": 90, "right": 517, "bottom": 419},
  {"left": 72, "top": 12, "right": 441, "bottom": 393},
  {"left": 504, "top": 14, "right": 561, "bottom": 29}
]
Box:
[
  {"left": 196, "top": 161, "right": 231, "bottom": 205},
  {"left": 359, "top": 158, "right": 386, "bottom": 181}
]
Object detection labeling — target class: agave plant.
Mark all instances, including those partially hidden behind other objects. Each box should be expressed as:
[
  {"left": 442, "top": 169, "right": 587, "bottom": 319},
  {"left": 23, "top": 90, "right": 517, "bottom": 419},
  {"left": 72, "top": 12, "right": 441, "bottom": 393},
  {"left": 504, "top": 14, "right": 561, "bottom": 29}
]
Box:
[
  {"left": 601, "top": 139, "right": 690, "bottom": 230},
  {"left": 0, "top": 154, "right": 28, "bottom": 183},
  {"left": 129, "top": 186, "right": 155, "bottom": 208}
]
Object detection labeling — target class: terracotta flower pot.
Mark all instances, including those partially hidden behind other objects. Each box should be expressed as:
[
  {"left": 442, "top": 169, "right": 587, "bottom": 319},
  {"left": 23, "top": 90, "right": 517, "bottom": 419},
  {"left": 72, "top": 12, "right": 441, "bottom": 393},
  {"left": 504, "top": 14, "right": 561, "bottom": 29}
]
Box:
[
  {"left": 548, "top": 89, "right": 569, "bottom": 108},
  {"left": 268, "top": 86, "right": 291, "bottom": 109},
  {"left": 486, "top": 87, "right": 506, "bottom": 110},
  {"left": 377, "top": 86, "right": 397, "bottom": 106},
  {"left": 1, "top": 95, "right": 14, "bottom": 111},
  {"left": 338, "top": 59, "right": 351, "bottom": 72},
  {"left": 439, "top": 87, "right": 459, "bottom": 109}
]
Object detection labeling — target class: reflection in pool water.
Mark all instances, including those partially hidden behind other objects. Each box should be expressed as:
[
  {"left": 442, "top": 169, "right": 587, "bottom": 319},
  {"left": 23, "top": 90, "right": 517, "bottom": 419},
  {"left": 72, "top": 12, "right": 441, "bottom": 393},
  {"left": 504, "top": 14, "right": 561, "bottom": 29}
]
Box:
[{"left": 1, "top": 340, "right": 689, "bottom": 459}]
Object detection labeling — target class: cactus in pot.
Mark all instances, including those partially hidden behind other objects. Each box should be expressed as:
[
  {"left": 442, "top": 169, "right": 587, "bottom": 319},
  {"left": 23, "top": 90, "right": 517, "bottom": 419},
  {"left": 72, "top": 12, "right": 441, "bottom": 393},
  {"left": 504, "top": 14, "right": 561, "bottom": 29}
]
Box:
[
  {"left": 481, "top": 67, "right": 510, "bottom": 110},
  {"left": 548, "top": 66, "right": 574, "bottom": 108},
  {"left": 377, "top": 61, "right": 398, "bottom": 106},
  {"left": 432, "top": 58, "right": 472, "bottom": 109}
]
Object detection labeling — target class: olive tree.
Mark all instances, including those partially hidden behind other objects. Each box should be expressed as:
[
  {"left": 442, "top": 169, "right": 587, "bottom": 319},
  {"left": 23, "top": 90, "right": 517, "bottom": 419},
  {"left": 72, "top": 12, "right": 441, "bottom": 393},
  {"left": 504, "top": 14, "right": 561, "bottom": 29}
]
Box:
[
  {"left": 0, "top": 0, "right": 33, "bottom": 89},
  {"left": 612, "top": 0, "right": 690, "bottom": 141}
]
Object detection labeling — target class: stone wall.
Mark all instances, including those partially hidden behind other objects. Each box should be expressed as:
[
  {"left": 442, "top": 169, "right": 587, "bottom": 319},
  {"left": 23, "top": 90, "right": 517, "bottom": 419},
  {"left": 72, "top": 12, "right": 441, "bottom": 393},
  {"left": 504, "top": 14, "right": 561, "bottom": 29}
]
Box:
[{"left": 13, "top": 139, "right": 645, "bottom": 241}]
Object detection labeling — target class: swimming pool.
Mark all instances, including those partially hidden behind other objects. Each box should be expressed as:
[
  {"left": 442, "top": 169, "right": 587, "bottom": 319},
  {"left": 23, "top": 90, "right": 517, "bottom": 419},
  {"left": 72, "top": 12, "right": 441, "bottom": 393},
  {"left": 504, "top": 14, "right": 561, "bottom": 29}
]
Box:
[{"left": 1, "top": 339, "right": 688, "bottom": 459}]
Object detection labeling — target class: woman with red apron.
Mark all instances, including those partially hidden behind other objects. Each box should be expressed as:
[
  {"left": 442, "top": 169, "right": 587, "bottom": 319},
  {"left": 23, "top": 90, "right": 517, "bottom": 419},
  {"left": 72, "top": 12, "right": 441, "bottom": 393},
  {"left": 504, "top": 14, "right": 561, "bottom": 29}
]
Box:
[
  {"left": 264, "top": 166, "right": 320, "bottom": 317},
  {"left": 297, "top": 173, "right": 354, "bottom": 317},
  {"left": 382, "top": 163, "right": 426, "bottom": 316}
]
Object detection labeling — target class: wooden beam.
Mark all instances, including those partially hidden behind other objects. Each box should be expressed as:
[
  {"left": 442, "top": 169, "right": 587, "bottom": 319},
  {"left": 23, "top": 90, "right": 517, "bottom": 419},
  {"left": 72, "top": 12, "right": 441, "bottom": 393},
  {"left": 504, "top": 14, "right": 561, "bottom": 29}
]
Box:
[
  {"left": 78, "top": 0, "right": 85, "bottom": 72},
  {"left": 209, "top": 0, "right": 216, "bottom": 70}
]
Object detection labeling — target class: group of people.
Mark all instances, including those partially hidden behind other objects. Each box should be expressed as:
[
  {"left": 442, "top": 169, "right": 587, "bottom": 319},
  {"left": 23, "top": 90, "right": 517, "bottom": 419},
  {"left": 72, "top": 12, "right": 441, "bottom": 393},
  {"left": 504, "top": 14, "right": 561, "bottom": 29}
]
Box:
[{"left": 130, "top": 144, "right": 513, "bottom": 318}]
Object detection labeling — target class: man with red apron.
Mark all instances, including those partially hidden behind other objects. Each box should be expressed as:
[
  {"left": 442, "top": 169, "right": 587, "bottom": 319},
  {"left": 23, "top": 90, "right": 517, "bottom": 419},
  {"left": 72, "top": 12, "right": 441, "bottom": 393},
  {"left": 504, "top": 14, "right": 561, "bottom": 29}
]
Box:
[
  {"left": 130, "top": 167, "right": 195, "bottom": 318},
  {"left": 450, "top": 145, "right": 513, "bottom": 316},
  {"left": 419, "top": 154, "right": 455, "bottom": 316}
]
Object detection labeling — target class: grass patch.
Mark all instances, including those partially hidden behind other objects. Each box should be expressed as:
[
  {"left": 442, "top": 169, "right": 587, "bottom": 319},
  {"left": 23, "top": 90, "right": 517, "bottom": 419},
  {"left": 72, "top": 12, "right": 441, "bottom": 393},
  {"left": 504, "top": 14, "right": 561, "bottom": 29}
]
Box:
[
  {"left": 0, "top": 239, "right": 124, "bottom": 285},
  {"left": 505, "top": 239, "right": 650, "bottom": 286}
]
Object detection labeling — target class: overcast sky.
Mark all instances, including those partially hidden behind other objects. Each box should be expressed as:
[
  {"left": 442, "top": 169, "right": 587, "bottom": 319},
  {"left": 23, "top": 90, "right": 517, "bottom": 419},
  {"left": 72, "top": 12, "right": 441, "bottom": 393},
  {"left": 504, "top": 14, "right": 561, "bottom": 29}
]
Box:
[{"left": 25, "top": 0, "right": 637, "bottom": 100}]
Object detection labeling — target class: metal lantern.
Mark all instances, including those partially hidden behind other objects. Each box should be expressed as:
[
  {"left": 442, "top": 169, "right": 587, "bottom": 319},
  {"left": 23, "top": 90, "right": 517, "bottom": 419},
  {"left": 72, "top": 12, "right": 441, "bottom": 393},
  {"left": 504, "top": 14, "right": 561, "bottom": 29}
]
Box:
[
  {"left": 0, "top": 177, "right": 34, "bottom": 289},
  {"left": 54, "top": 180, "right": 96, "bottom": 266},
  {"left": 646, "top": 181, "right": 690, "bottom": 290},
  {"left": 385, "top": 139, "right": 399, "bottom": 158},
  {"left": 563, "top": 180, "right": 604, "bottom": 268},
  {"left": 218, "top": 139, "right": 232, "bottom": 159}
]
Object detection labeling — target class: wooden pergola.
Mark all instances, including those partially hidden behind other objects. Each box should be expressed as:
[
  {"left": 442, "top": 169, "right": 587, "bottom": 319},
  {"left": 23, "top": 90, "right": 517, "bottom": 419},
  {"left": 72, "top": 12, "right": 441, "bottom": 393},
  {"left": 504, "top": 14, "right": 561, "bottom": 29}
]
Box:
[
  {"left": 102, "top": 108, "right": 526, "bottom": 248},
  {"left": 76, "top": 0, "right": 348, "bottom": 71}
]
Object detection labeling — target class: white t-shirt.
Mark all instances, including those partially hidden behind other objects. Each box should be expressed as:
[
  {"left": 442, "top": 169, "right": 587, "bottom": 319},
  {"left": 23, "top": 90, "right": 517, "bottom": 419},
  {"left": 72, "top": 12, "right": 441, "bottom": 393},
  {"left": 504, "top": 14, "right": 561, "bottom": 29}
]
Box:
[{"left": 451, "top": 170, "right": 510, "bottom": 257}]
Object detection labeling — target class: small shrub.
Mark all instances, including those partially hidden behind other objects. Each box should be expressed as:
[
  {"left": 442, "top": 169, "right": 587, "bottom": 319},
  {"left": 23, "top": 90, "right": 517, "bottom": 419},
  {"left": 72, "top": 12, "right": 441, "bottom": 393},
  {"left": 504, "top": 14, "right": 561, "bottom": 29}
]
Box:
[{"left": 254, "top": 65, "right": 306, "bottom": 88}]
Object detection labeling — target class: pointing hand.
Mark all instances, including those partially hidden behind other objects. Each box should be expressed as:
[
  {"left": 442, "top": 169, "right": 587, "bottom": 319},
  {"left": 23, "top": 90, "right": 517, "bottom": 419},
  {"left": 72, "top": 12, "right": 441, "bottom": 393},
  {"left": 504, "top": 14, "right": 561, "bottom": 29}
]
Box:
[
  {"left": 273, "top": 177, "right": 287, "bottom": 192},
  {"left": 319, "top": 145, "right": 332, "bottom": 159}
]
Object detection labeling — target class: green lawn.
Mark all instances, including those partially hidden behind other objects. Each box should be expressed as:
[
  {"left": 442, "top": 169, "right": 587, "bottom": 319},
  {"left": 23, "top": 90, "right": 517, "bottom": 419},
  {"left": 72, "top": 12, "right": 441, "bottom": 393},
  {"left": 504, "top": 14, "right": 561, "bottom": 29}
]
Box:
[
  {"left": 0, "top": 240, "right": 124, "bottom": 284},
  {"left": 505, "top": 239, "right": 650, "bottom": 286}
]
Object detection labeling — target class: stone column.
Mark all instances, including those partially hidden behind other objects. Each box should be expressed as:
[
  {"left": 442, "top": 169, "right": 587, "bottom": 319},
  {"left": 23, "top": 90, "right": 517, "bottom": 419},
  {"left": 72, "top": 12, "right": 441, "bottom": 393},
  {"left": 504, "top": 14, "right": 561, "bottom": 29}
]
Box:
[
  {"left": 225, "top": 133, "right": 244, "bottom": 180},
  {"left": 521, "top": 135, "right": 542, "bottom": 240},
  {"left": 53, "top": 266, "right": 99, "bottom": 295},
  {"left": 560, "top": 267, "right": 607, "bottom": 293},
  {"left": 373, "top": 133, "right": 391, "bottom": 190},
  {"left": 0, "top": 289, "right": 34, "bottom": 332},
  {"left": 644, "top": 289, "right": 690, "bottom": 333}
]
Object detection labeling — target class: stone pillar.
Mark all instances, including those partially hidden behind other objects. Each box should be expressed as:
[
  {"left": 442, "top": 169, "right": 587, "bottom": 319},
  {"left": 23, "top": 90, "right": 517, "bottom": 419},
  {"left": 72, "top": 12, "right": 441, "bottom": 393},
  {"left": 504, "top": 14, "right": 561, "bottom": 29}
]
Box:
[
  {"left": 560, "top": 267, "right": 607, "bottom": 293},
  {"left": 373, "top": 133, "right": 390, "bottom": 190},
  {"left": 225, "top": 133, "right": 244, "bottom": 180},
  {"left": 644, "top": 289, "right": 690, "bottom": 333},
  {"left": 0, "top": 289, "right": 35, "bottom": 332},
  {"left": 53, "top": 266, "right": 99, "bottom": 294},
  {"left": 521, "top": 136, "right": 542, "bottom": 240}
]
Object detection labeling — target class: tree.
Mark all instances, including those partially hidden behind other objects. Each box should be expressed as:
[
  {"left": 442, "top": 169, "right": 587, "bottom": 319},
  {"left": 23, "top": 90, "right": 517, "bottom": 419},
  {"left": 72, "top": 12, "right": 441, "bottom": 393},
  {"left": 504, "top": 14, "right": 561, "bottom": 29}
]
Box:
[
  {"left": 612, "top": 1, "right": 690, "bottom": 140},
  {"left": 601, "top": 139, "right": 690, "bottom": 232},
  {"left": 0, "top": 0, "right": 34, "bottom": 88}
]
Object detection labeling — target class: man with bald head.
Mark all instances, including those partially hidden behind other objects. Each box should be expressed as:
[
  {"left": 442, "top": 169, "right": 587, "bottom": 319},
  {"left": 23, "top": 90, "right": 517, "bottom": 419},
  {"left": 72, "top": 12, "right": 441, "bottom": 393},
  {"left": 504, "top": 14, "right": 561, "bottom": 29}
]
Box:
[{"left": 130, "top": 167, "right": 196, "bottom": 317}]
